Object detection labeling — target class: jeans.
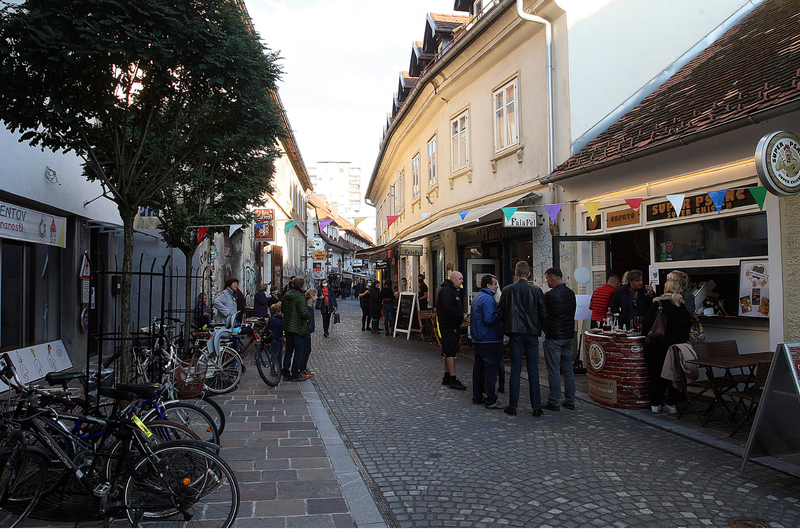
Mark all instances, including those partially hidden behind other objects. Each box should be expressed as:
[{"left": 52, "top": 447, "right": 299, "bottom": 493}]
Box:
[
  {"left": 382, "top": 303, "right": 396, "bottom": 332},
  {"left": 473, "top": 342, "right": 502, "bottom": 405},
  {"left": 543, "top": 338, "right": 576, "bottom": 406},
  {"left": 298, "top": 333, "right": 312, "bottom": 373},
  {"left": 269, "top": 337, "right": 284, "bottom": 369},
  {"left": 508, "top": 334, "right": 541, "bottom": 410},
  {"left": 283, "top": 332, "right": 310, "bottom": 379},
  {"left": 361, "top": 308, "right": 370, "bottom": 329},
  {"left": 321, "top": 312, "right": 332, "bottom": 335}
]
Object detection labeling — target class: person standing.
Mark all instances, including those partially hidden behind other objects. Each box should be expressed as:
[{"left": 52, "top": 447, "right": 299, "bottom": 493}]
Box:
[
  {"left": 266, "top": 286, "right": 281, "bottom": 308},
  {"left": 253, "top": 283, "right": 270, "bottom": 318},
  {"left": 436, "top": 271, "right": 467, "bottom": 390},
  {"left": 359, "top": 281, "right": 372, "bottom": 331},
  {"left": 213, "top": 277, "right": 240, "bottom": 325},
  {"left": 300, "top": 288, "right": 318, "bottom": 378},
  {"left": 316, "top": 279, "right": 338, "bottom": 337},
  {"left": 268, "top": 302, "right": 284, "bottom": 375},
  {"left": 471, "top": 275, "right": 504, "bottom": 409},
  {"left": 369, "top": 280, "right": 383, "bottom": 333},
  {"left": 401, "top": 277, "right": 408, "bottom": 292},
  {"left": 542, "top": 267, "right": 577, "bottom": 411},
  {"left": 418, "top": 274, "right": 429, "bottom": 311},
  {"left": 281, "top": 277, "right": 311, "bottom": 382},
  {"left": 194, "top": 293, "right": 211, "bottom": 330},
  {"left": 497, "top": 261, "right": 547, "bottom": 416},
  {"left": 611, "top": 269, "right": 654, "bottom": 329},
  {"left": 380, "top": 281, "right": 396, "bottom": 336},
  {"left": 589, "top": 275, "right": 620, "bottom": 328}
]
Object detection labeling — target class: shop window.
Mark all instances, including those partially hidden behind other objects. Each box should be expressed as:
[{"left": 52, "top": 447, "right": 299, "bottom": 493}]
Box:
[
  {"left": 653, "top": 213, "right": 767, "bottom": 262},
  {"left": 510, "top": 241, "right": 533, "bottom": 271}
]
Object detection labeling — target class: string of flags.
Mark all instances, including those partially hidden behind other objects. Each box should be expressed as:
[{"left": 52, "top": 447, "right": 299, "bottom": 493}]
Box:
[{"left": 397, "top": 186, "right": 768, "bottom": 227}]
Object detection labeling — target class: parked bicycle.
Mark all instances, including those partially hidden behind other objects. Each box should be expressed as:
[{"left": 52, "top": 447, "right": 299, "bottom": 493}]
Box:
[{"left": 251, "top": 318, "right": 282, "bottom": 387}]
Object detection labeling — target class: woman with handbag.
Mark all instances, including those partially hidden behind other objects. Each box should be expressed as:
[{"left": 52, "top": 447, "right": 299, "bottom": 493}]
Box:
[
  {"left": 642, "top": 279, "right": 692, "bottom": 413},
  {"left": 316, "top": 280, "right": 338, "bottom": 338}
]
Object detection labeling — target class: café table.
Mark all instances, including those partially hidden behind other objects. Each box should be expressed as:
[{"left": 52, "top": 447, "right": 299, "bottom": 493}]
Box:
[{"left": 688, "top": 351, "right": 773, "bottom": 430}]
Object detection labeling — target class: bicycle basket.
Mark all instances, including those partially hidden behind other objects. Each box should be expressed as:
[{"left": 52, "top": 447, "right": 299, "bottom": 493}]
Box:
[{"left": 174, "top": 358, "right": 208, "bottom": 398}]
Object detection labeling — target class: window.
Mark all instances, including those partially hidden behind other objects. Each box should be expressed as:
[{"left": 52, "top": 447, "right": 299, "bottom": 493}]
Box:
[
  {"left": 395, "top": 169, "right": 405, "bottom": 213},
  {"left": 654, "top": 213, "right": 767, "bottom": 262},
  {"left": 451, "top": 111, "right": 469, "bottom": 172},
  {"left": 411, "top": 154, "right": 420, "bottom": 198},
  {"left": 427, "top": 135, "right": 437, "bottom": 188},
  {"left": 494, "top": 78, "right": 518, "bottom": 152}
]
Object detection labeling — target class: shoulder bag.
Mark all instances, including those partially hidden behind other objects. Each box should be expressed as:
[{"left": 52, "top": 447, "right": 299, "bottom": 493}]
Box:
[{"left": 645, "top": 302, "right": 667, "bottom": 345}]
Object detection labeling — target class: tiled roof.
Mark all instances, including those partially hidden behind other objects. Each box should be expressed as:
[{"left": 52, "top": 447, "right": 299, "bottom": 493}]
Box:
[
  {"left": 552, "top": 0, "right": 800, "bottom": 177},
  {"left": 429, "top": 13, "right": 470, "bottom": 30}
]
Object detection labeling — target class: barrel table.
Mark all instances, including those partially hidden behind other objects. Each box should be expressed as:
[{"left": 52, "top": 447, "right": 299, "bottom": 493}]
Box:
[{"left": 585, "top": 331, "right": 651, "bottom": 409}]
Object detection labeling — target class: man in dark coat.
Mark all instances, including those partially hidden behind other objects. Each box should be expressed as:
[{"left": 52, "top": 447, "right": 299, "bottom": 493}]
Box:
[
  {"left": 610, "top": 269, "right": 654, "bottom": 329},
  {"left": 543, "top": 267, "right": 577, "bottom": 411},
  {"left": 369, "top": 280, "right": 383, "bottom": 333},
  {"left": 436, "top": 271, "right": 467, "bottom": 390}
]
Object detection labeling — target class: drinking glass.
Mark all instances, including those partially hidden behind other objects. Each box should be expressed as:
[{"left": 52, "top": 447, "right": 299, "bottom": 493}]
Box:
[{"left": 632, "top": 316, "right": 643, "bottom": 336}]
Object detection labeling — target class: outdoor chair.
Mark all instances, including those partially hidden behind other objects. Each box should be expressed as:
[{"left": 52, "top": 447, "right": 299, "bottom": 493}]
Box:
[
  {"left": 724, "top": 360, "right": 771, "bottom": 436},
  {"left": 417, "top": 309, "right": 438, "bottom": 345}
]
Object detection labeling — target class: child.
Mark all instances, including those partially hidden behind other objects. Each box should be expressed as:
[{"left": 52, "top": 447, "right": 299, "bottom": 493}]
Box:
[
  {"left": 268, "top": 303, "right": 284, "bottom": 377},
  {"left": 300, "top": 289, "right": 318, "bottom": 378}
]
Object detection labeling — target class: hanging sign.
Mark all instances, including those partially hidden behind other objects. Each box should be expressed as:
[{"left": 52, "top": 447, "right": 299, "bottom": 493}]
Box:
[
  {"left": 0, "top": 201, "right": 66, "bottom": 248},
  {"left": 606, "top": 208, "right": 640, "bottom": 229},
  {"left": 253, "top": 208, "right": 274, "bottom": 242},
  {"left": 502, "top": 211, "right": 538, "bottom": 228},
  {"left": 399, "top": 244, "right": 423, "bottom": 256},
  {"left": 755, "top": 131, "right": 800, "bottom": 196},
  {"left": 314, "top": 251, "right": 327, "bottom": 261}
]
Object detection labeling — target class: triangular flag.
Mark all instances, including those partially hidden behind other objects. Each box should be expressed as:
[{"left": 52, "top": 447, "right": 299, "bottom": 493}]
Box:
[
  {"left": 502, "top": 207, "right": 518, "bottom": 221},
  {"left": 544, "top": 204, "right": 561, "bottom": 223},
  {"left": 387, "top": 215, "right": 400, "bottom": 227},
  {"left": 749, "top": 186, "right": 767, "bottom": 210},
  {"left": 229, "top": 224, "right": 242, "bottom": 237},
  {"left": 319, "top": 219, "right": 334, "bottom": 231},
  {"left": 420, "top": 212, "right": 432, "bottom": 219},
  {"left": 666, "top": 194, "right": 685, "bottom": 217},
  {"left": 625, "top": 198, "right": 643, "bottom": 211},
  {"left": 707, "top": 190, "right": 727, "bottom": 214},
  {"left": 583, "top": 202, "right": 600, "bottom": 220},
  {"left": 197, "top": 226, "right": 209, "bottom": 243},
  {"left": 353, "top": 216, "right": 367, "bottom": 226},
  {"left": 284, "top": 221, "right": 298, "bottom": 233},
  {"left": 458, "top": 210, "right": 469, "bottom": 220}
]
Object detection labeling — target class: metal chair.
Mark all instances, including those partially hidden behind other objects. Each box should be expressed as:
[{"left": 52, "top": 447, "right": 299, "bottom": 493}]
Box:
[{"left": 725, "top": 360, "right": 771, "bottom": 436}]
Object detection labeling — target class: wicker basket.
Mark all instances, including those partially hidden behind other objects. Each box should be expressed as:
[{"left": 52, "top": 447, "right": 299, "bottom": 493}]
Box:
[{"left": 174, "top": 357, "right": 207, "bottom": 398}]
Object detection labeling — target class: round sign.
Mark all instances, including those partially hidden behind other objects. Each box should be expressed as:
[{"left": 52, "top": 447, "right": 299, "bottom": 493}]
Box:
[
  {"left": 665, "top": 241, "right": 673, "bottom": 253},
  {"left": 755, "top": 130, "right": 800, "bottom": 196},
  {"left": 81, "top": 308, "right": 90, "bottom": 331},
  {"left": 587, "top": 342, "right": 606, "bottom": 372},
  {"left": 573, "top": 266, "right": 591, "bottom": 285}
]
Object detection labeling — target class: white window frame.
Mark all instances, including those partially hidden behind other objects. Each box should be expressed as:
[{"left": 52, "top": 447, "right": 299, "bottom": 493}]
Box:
[
  {"left": 395, "top": 169, "right": 405, "bottom": 212},
  {"left": 493, "top": 78, "right": 519, "bottom": 153},
  {"left": 427, "top": 135, "right": 437, "bottom": 188},
  {"left": 411, "top": 154, "right": 421, "bottom": 198},
  {"left": 451, "top": 111, "right": 470, "bottom": 172}
]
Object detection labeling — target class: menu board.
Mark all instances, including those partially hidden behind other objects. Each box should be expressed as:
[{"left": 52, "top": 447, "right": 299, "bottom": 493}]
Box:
[
  {"left": 394, "top": 292, "right": 418, "bottom": 339},
  {"left": 739, "top": 260, "right": 770, "bottom": 317}
]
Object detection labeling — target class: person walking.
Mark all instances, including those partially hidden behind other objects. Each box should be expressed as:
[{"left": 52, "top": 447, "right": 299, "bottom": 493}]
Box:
[
  {"left": 281, "top": 277, "right": 311, "bottom": 382},
  {"left": 436, "top": 271, "right": 467, "bottom": 390},
  {"left": 300, "top": 288, "right": 318, "bottom": 378},
  {"left": 589, "top": 275, "right": 620, "bottom": 328},
  {"left": 471, "top": 274, "right": 504, "bottom": 409},
  {"left": 369, "top": 280, "right": 383, "bottom": 333},
  {"left": 497, "top": 261, "right": 547, "bottom": 417},
  {"left": 380, "top": 280, "right": 396, "bottom": 336},
  {"left": 316, "top": 279, "right": 338, "bottom": 337},
  {"left": 542, "top": 267, "right": 577, "bottom": 411},
  {"left": 253, "top": 283, "right": 270, "bottom": 318},
  {"left": 611, "top": 269, "right": 654, "bottom": 330},
  {"left": 359, "top": 281, "right": 372, "bottom": 331},
  {"left": 643, "top": 279, "right": 692, "bottom": 413}
]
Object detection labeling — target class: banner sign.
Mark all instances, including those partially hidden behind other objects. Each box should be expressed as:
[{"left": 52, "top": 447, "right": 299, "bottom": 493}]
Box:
[
  {"left": 399, "top": 244, "right": 423, "bottom": 256},
  {"left": 502, "top": 211, "right": 537, "bottom": 228},
  {"left": 646, "top": 189, "right": 755, "bottom": 222},
  {"left": 0, "top": 201, "right": 66, "bottom": 248},
  {"left": 253, "top": 208, "right": 274, "bottom": 242}
]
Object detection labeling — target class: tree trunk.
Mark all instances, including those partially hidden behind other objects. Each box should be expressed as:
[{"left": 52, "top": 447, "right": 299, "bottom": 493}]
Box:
[{"left": 120, "top": 207, "right": 137, "bottom": 383}]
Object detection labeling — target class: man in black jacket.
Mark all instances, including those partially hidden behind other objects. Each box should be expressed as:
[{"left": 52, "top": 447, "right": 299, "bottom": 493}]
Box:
[
  {"left": 497, "top": 261, "right": 547, "bottom": 416},
  {"left": 436, "top": 271, "right": 467, "bottom": 390},
  {"left": 543, "top": 267, "right": 577, "bottom": 411}
]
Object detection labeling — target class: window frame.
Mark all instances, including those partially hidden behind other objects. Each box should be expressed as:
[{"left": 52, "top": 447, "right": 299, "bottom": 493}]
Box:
[
  {"left": 427, "top": 135, "right": 438, "bottom": 188},
  {"left": 450, "top": 110, "right": 470, "bottom": 172},
  {"left": 411, "top": 153, "right": 421, "bottom": 199},
  {"left": 493, "top": 78, "right": 519, "bottom": 153}
]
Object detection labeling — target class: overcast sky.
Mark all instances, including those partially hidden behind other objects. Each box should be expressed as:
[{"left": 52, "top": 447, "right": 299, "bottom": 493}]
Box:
[{"left": 244, "top": 0, "right": 460, "bottom": 180}]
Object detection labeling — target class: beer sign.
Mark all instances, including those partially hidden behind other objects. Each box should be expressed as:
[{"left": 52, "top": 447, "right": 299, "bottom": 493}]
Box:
[{"left": 253, "top": 208, "right": 274, "bottom": 242}]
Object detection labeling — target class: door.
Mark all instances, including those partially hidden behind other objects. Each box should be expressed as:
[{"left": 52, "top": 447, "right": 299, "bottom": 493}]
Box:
[
  {"left": 466, "top": 259, "right": 501, "bottom": 313},
  {"left": 552, "top": 236, "right": 612, "bottom": 296}
]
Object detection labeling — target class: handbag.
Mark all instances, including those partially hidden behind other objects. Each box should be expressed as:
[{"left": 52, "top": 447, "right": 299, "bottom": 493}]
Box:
[
  {"left": 645, "top": 302, "right": 667, "bottom": 345},
  {"left": 315, "top": 297, "right": 323, "bottom": 310},
  {"left": 333, "top": 312, "right": 341, "bottom": 324}
]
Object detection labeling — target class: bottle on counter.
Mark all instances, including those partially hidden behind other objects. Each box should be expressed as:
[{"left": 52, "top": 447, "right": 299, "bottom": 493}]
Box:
[
  {"left": 602, "top": 307, "right": 612, "bottom": 331},
  {"left": 612, "top": 313, "right": 620, "bottom": 331}
]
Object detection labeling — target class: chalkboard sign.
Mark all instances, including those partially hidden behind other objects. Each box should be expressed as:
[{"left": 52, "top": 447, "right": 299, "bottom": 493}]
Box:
[{"left": 394, "top": 291, "right": 418, "bottom": 339}]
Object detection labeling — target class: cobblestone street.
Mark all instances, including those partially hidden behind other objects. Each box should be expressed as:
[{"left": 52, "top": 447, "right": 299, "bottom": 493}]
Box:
[{"left": 299, "top": 298, "right": 800, "bottom": 527}]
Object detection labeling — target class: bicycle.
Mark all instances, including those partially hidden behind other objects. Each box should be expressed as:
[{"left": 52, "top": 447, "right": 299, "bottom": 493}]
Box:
[
  {"left": 0, "top": 424, "right": 49, "bottom": 527},
  {"left": 0, "top": 353, "right": 240, "bottom": 527},
  {"left": 251, "top": 318, "right": 282, "bottom": 387}
]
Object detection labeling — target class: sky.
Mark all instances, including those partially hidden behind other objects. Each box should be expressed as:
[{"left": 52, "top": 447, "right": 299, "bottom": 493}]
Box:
[{"left": 243, "top": 0, "right": 461, "bottom": 182}]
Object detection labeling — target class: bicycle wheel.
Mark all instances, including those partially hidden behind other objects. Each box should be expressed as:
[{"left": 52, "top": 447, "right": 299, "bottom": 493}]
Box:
[
  {"left": 143, "top": 404, "right": 220, "bottom": 446},
  {"left": 0, "top": 447, "right": 49, "bottom": 527},
  {"left": 178, "top": 395, "right": 226, "bottom": 435},
  {"left": 255, "top": 343, "right": 282, "bottom": 387},
  {"left": 202, "top": 346, "right": 242, "bottom": 395},
  {"left": 124, "top": 442, "right": 239, "bottom": 527}
]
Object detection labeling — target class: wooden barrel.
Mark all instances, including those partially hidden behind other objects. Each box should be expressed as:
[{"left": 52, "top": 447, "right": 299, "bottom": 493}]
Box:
[{"left": 585, "top": 332, "right": 651, "bottom": 409}]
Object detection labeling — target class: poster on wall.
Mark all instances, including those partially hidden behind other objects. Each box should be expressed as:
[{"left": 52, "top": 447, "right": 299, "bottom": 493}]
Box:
[{"left": 739, "top": 260, "right": 770, "bottom": 317}]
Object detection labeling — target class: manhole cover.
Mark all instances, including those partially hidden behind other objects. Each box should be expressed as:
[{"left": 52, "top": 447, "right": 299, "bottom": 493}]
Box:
[{"left": 728, "top": 517, "right": 770, "bottom": 528}]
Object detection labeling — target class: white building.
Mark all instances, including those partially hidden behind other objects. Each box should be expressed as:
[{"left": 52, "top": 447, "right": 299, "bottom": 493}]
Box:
[{"left": 308, "top": 161, "right": 376, "bottom": 241}]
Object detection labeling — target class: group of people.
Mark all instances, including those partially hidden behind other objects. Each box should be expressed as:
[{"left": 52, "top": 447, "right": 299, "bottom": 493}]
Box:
[
  {"left": 589, "top": 269, "right": 695, "bottom": 413},
  {"left": 437, "top": 261, "right": 578, "bottom": 416}
]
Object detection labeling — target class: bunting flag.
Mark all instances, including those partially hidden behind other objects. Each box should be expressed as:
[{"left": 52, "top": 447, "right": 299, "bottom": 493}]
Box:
[
  {"left": 458, "top": 210, "right": 469, "bottom": 220},
  {"left": 284, "top": 221, "right": 298, "bottom": 233},
  {"left": 666, "top": 194, "right": 686, "bottom": 217},
  {"left": 544, "top": 204, "right": 561, "bottom": 223},
  {"left": 501, "top": 207, "right": 518, "bottom": 221},
  {"left": 708, "top": 190, "right": 727, "bottom": 214},
  {"left": 197, "top": 226, "right": 209, "bottom": 243},
  {"left": 583, "top": 201, "right": 600, "bottom": 220},
  {"left": 420, "top": 212, "right": 432, "bottom": 219},
  {"left": 387, "top": 215, "right": 400, "bottom": 227},
  {"left": 625, "top": 198, "right": 643, "bottom": 211},
  {"left": 229, "top": 224, "right": 242, "bottom": 237},
  {"left": 749, "top": 186, "right": 767, "bottom": 210},
  {"left": 319, "top": 219, "right": 334, "bottom": 231},
  {"left": 353, "top": 216, "right": 367, "bottom": 227}
]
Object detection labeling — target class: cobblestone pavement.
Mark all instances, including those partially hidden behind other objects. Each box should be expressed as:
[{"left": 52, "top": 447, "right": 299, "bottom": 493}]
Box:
[{"left": 307, "top": 298, "right": 800, "bottom": 527}]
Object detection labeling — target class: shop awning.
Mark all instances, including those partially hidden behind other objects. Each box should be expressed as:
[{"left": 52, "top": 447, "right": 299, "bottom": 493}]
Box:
[
  {"left": 400, "top": 190, "right": 537, "bottom": 243},
  {"left": 354, "top": 241, "right": 396, "bottom": 258}
]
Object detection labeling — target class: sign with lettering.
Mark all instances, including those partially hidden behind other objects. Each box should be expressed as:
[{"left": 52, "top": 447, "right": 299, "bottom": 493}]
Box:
[
  {"left": 399, "top": 244, "right": 423, "bottom": 256},
  {"left": 313, "top": 251, "right": 327, "bottom": 261},
  {"left": 374, "top": 260, "right": 388, "bottom": 269},
  {"left": 474, "top": 226, "right": 508, "bottom": 241},
  {"left": 503, "top": 211, "right": 537, "bottom": 228},
  {"left": 755, "top": 131, "right": 800, "bottom": 196},
  {"left": 606, "top": 208, "right": 640, "bottom": 228},
  {"left": 253, "top": 208, "right": 274, "bottom": 242},
  {"left": 393, "top": 292, "right": 419, "bottom": 339},
  {"left": 646, "top": 189, "right": 755, "bottom": 222},
  {"left": 0, "top": 201, "right": 66, "bottom": 248},
  {"left": 587, "top": 373, "right": 618, "bottom": 404}
]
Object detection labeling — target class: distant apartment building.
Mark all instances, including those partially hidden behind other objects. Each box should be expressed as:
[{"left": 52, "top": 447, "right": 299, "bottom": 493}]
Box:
[{"left": 308, "top": 161, "right": 376, "bottom": 240}]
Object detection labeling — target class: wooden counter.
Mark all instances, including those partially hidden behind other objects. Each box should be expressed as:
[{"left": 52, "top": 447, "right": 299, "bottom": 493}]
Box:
[{"left": 585, "top": 332, "right": 650, "bottom": 409}]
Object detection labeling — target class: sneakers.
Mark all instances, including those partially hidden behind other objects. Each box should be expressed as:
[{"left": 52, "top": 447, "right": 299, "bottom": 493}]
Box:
[
  {"left": 449, "top": 378, "right": 467, "bottom": 390},
  {"left": 485, "top": 402, "right": 503, "bottom": 409},
  {"left": 662, "top": 404, "right": 677, "bottom": 414},
  {"left": 651, "top": 405, "right": 661, "bottom": 413}
]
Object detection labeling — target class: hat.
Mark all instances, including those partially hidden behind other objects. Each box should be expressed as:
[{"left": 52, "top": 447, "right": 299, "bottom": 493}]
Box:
[{"left": 224, "top": 277, "right": 239, "bottom": 288}]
